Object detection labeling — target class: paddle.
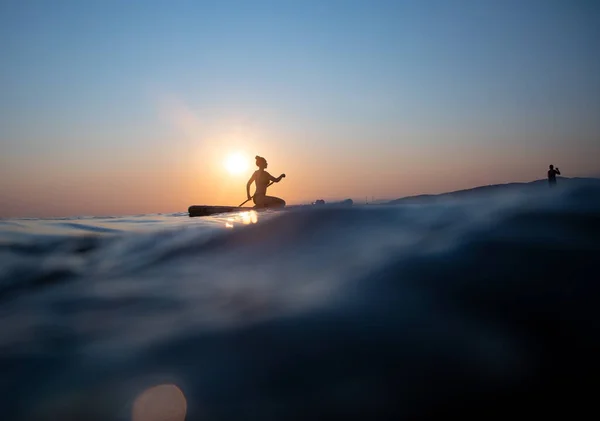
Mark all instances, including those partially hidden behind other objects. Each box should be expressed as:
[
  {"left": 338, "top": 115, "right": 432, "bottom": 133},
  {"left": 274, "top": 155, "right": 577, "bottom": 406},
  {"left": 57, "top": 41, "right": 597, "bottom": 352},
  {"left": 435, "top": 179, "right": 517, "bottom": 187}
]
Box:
[{"left": 237, "top": 180, "right": 275, "bottom": 208}]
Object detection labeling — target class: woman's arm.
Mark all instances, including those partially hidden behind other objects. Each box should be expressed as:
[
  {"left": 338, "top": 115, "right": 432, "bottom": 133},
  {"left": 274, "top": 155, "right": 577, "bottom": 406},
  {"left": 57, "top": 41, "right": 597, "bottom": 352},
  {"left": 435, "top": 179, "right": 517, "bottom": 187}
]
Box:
[
  {"left": 246, "top": 172, "right": 256, "bottom": 199},
  {"left": 268, "top": 172, "right": 286, "bottom": 183}
]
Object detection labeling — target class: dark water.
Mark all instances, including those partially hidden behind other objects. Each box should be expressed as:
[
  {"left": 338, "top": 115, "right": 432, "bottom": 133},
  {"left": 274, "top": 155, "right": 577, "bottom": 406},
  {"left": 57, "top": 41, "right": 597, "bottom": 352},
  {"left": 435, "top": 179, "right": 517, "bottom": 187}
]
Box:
[{"left": 1, "top": 181, "right": 599, "bottom": 420}]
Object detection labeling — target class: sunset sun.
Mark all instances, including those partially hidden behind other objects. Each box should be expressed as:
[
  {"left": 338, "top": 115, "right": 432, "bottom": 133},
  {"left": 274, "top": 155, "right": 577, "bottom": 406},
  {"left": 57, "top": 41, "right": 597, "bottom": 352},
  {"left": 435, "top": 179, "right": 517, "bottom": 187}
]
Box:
[{"left": 224, "top": 153, "right": 249, "bottom": 175}]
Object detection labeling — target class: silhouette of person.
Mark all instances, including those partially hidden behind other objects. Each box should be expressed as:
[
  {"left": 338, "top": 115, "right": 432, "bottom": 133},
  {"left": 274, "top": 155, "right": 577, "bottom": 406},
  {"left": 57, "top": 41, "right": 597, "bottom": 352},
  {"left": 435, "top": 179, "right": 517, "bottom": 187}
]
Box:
[
  {"left": 246, "top": 156, "right": 286, "bottom": 208},
  {"left": 548, "top": 164, "right": 561, "bottom": 187}
]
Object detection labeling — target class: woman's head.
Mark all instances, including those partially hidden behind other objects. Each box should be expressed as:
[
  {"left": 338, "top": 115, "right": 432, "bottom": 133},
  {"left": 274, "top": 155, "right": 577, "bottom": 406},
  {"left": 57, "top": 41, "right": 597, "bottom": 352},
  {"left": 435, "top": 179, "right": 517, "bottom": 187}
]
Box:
[{"left": 255, "top": 156, "right": 268, "bottom": 169}]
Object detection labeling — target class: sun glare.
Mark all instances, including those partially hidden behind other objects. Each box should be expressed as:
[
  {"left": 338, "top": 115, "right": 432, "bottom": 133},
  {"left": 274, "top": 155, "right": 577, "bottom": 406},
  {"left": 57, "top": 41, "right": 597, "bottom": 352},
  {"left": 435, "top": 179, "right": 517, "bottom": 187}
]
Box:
[{"left": 224, "top": 153, "right": 249, "bottom": 175}]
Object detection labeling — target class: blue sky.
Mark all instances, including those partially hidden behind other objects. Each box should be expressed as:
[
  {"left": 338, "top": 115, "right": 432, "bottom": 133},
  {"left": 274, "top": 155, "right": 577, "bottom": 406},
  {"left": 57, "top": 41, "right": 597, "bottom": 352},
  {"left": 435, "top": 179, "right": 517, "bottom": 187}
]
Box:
[{"left": 1, "top": 0, "right": 599, "bottom": 216}]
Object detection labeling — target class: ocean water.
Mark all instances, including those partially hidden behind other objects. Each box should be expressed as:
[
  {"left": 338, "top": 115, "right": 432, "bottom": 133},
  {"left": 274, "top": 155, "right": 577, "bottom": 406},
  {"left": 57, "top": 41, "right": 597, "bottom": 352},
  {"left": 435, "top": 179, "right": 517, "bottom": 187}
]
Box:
[{"left": 1, "top": 181, "right": 599, "bottom": 421}]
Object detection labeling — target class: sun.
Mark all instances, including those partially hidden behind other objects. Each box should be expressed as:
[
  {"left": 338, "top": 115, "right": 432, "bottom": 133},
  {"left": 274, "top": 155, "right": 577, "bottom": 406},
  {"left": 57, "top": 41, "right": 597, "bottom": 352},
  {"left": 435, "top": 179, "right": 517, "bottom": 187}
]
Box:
[{"left": 224, "top": 153, "right": 249, "bottom": 175}]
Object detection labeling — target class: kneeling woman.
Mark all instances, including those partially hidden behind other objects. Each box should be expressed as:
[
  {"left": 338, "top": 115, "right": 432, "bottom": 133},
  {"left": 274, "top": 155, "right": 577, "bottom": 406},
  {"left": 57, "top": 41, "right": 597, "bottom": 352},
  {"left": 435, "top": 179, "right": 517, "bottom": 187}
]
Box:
[{"left": 246, "top": 156, "right": 286, "bottom": 208}]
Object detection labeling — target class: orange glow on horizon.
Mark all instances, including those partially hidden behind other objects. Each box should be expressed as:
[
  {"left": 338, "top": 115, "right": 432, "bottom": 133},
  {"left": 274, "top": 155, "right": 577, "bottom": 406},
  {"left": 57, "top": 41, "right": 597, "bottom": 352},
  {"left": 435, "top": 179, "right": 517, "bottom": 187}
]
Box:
[{"left": 1, "top": 98, "right": 599, "bottom": 218}]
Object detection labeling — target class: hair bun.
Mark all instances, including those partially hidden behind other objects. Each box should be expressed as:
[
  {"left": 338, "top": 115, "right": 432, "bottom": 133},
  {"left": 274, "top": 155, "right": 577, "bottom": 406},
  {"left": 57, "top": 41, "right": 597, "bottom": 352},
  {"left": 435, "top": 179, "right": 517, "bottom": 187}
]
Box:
[{"left": 255, "top": 155, "right": 260, "bottom": 159}]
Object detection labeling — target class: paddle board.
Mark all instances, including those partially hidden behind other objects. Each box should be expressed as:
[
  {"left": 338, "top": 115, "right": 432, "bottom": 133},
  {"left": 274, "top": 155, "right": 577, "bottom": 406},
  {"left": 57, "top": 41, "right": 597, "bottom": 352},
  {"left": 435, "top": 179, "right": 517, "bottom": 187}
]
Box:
[
  {"left": 188, "top": 199, "right": 353, "bottom": 218},
  {"left": 188, "top": 205, "right": 252, "bottom": 217}
]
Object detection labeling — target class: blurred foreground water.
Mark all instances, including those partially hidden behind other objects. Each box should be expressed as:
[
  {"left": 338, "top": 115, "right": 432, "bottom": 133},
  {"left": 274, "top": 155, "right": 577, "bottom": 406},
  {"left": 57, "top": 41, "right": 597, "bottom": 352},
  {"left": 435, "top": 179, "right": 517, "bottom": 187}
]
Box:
[{"left": 1, "top": 181, "right": 599, "bottom": 420}]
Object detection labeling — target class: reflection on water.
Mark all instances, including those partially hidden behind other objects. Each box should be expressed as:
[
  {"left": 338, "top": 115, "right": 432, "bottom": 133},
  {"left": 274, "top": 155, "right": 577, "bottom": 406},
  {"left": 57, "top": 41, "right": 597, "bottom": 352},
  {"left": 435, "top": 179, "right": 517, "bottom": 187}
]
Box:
[
  {"left": 224, "top": 210, "right": 259, "bottom": 228},
  {"left": 132, "top": 384, "right": 187, "bottom": 421}
]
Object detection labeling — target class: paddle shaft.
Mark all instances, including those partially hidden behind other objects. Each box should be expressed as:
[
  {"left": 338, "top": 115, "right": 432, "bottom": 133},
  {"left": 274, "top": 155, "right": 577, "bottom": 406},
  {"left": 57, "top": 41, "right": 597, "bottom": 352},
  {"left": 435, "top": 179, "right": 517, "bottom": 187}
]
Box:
[{"left": 238, "top": 180, "right": 275, "bottom": 207}]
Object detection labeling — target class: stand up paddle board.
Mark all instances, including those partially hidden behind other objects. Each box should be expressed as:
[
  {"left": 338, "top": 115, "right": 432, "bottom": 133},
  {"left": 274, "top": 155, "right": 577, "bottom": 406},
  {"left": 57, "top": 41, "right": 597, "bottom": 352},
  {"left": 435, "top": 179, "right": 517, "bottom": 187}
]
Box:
[
  {"left": 188, "top": 205, "right": 253, "bottom": 217},
  {"left": 188, "top": 199, "right": 353, "bottom": 217}
]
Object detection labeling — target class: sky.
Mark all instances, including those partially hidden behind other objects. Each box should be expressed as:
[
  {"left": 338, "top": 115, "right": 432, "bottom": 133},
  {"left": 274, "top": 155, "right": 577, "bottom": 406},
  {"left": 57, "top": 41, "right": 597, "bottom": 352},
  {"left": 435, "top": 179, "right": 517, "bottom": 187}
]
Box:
[{"left": 1, "top": 0, "right": 599, "bottom": 217}]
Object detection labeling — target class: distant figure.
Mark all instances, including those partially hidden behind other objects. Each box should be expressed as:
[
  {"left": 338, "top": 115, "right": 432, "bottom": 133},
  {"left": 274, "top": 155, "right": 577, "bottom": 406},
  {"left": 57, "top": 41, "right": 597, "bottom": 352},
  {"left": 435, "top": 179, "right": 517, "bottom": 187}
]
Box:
[
  {"left": 246, "top": 156, "right": 286, "bottom": 208},
  {"left": 548, "top": 164, "right": 561, "bottom": 187}
]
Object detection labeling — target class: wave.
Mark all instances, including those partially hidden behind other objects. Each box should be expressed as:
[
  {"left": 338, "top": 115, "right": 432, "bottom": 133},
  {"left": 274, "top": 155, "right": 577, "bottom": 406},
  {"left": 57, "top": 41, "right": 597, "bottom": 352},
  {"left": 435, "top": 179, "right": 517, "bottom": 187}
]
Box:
[{"left": 0, "top": 182, "right": 599, "bottom": 420}]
